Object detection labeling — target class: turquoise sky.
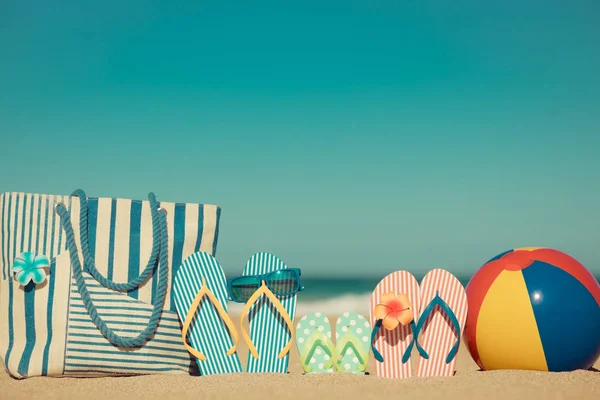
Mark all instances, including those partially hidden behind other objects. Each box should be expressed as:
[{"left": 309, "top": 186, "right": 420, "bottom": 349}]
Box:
[{"left": 1, "top": 1, "right": 599, "bottom": 278}]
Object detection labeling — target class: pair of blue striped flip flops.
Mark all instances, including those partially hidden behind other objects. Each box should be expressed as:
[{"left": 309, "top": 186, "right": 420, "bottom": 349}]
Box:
[{"left": 173, "top": 251, "right": 298, "bottom": 375}]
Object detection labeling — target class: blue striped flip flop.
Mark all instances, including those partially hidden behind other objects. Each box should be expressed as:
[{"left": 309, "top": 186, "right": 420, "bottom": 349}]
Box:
[
  {"left": 240, "top": 252, "right": 298, "bottom": 373},
  {"left": 335, "top": 312, "right": 371, "bottom": 374},
  {"left": 296, "top": 312, "right": 336, "bottom": 374},
  {"left": 173, "top": 252, "right": 242, "bottom": 375}
]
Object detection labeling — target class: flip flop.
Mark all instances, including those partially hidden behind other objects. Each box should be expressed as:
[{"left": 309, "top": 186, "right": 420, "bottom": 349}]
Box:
[
  {"left": 240, "top": 252, "right": 297, "bottom": 373},
  {"left": 296, "top": 312, "right": 336, "bottom": 374},
  {"left": 370, "top": 271, "right": 423, "bottom": 379},
  {"left": 335, "top": 312, "right": 371, "bottom": 374},
  {"left": 415, "top": 268, "right": 468, "bottom": 377},
  {"left": 173, "top": 252, "right": 242, "bottom": 375}
]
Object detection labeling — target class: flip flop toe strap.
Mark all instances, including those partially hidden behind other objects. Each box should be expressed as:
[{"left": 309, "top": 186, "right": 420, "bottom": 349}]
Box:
[
  {"left": 182, "top": 277, "right": 239, "bottom": 361},
  {"left": 370, "top": 320, "right": 384, "bottom": 362},
  {"left": 335, "top": 333, "right": 368, "bottom": 372},
  {"left": 371, "top": 319, "right": 423, "bottom": 364},
  {"left": 401, "top": 320, "right": 428, "bottom": 363},
  {"left": 240, "top": 282, "right": 295, "bottom": 359},
  {"left": 299, "top": 331, "right": 337, "bottom": 373},
  {"left": 415, "top": 290, "right": 462, "bottom": 364}
]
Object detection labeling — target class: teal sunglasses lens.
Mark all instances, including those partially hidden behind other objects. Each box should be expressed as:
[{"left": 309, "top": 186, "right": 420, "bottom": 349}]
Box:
[
  {"left": 230, "top": 276, "right": 260, "bottom": 302},
  {"left": 267, "top": 270, "right": 299, "bottom": 296}
]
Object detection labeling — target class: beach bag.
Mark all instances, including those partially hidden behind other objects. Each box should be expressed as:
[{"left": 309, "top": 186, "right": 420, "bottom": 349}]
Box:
[{"left": 0, "top": 190, "right": 221, "bottom": 378}]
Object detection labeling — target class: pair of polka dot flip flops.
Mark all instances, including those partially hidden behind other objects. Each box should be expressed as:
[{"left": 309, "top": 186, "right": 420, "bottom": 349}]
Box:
[{"left": 296, "top": 312, "right": 371, "bottom": 374}]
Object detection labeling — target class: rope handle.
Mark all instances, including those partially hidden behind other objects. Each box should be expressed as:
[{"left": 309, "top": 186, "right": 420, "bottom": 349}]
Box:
[
  {"left": 65, "top": 189, "right": 162, "bottom": 291},
  {"left": 55, "top": 192, "right": 169, "bottom": 348}
]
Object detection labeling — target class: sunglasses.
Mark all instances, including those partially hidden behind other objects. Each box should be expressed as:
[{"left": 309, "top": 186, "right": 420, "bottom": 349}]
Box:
[{"left": 227, "top": 268, "right": 304, "bottom": 303}]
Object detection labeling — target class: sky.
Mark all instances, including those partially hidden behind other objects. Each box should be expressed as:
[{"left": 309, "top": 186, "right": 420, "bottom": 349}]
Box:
[{"left": 1, "top": 0, "right": 599, "bottom": 279}]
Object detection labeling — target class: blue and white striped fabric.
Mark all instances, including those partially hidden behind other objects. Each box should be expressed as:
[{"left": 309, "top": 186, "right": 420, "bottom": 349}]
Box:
[
  {"left": 64, "top": 269, "right": 195, "bottom": 377},
  {"left": 0, "top": 194, "right": 74, "bottom": 378},
  {"left": 173, "top": 252, "right": 242, "bottom": 375},
  {"left": 244, "top": 252, "right": 297, "bottom": 373},
  {"left": 67, "top": 195, "right": 221, "bottom": 312},
  {"left": 0, "top": 191, "right": 221, "bottom": 378}
]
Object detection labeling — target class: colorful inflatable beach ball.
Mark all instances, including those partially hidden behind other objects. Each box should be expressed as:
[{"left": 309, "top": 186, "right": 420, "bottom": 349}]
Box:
[{"left": 463, "top": 247, "right": 600, "bottom": 372}]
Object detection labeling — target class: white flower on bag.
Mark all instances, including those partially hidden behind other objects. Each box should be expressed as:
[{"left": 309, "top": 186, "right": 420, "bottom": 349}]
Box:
[{"left": 11, "top": 252, "right": 50, "bottom": 286}]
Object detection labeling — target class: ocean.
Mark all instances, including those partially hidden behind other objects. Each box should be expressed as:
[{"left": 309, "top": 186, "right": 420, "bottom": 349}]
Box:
[
  {"left": 227, "top": 274, "right": 600, "bottom": 316},
  {"left": 228, "top": 275, "right": 472, "bottom": 316}
]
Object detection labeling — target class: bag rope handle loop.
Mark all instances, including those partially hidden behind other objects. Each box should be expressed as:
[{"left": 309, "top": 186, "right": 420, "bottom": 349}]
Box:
[
  {"left": 55, "top": 191, "right": 169, "bottom": 348},
  {"left": 67, "top": 189, "right": 161, "bottom": 291}
]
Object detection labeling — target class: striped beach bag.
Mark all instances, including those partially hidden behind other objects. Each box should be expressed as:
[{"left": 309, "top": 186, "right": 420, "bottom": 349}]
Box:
[{"left": 0, "top": 189, "right": 221, "bottom": 378}]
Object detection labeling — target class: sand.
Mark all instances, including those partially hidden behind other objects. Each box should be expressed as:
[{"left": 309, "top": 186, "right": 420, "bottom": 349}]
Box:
[{"left": 2, "top": 315, "right": 599, "bottom": 400}]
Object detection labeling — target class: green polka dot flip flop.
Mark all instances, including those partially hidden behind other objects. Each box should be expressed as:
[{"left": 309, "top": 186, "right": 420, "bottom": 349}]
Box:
[
  {"left": 296, "top": 312, "right": 336, "bottom": 374},
  {"left": 335, "top": 312, "right": 371, "bottom": 374}
]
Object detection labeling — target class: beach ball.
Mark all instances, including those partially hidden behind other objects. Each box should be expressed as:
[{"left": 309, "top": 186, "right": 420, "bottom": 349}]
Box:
[{"left": 463, "top": 247, "right": 600, "bottom": 372}]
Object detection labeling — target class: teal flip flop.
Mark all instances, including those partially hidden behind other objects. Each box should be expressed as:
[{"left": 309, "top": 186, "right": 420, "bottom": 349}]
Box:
[
  {"left": 173, "top": 252, "right": 242, "bottom": 375},
  {"left": 241, "top": 252, "right": 297, "bottom": 373},
  {"left": 335, "top": 312, "right": 371, "bottom": 374},
  {"left": 296, "top": 312, "right": 336, "bottom": 374}
]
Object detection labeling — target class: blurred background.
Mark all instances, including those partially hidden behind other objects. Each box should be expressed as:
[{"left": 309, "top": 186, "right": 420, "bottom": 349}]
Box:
[{"left": 1, "top": 1, "right": 599, "bottom": 313}]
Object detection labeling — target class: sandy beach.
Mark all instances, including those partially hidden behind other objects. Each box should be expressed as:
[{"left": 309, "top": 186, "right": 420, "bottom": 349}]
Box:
[{"left": 2, "top": 314, "right": 599, "bottom": 400}]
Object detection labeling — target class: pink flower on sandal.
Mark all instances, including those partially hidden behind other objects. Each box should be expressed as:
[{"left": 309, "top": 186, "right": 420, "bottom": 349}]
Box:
[{"left": 373, "top": 292, "right": 414, "bottom": 330}]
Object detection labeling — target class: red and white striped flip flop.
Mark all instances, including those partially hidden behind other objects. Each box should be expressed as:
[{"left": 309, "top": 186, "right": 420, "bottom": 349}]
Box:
[
  {"left": 416, "top": 269, "right": 468, "bottom": 377},
  {"left": 370, "top": 271, "right": 421, "bottom": 379}
]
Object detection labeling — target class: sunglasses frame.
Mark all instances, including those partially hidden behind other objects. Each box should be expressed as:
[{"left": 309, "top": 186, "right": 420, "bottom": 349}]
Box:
[{"left": 226, "top": 268, "right": 304, "bottom": 303}]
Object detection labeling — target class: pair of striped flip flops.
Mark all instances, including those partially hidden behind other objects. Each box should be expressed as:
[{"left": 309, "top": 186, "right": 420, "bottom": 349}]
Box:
[
  {"left": 370, "top": 269, "right": 468, "bottom": 378},
  {"left": 172, "top": 251, "right": 298, "bottom": 375},
  {"left": 296, "top": 312, "right": 371, "bottom": 374}
]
